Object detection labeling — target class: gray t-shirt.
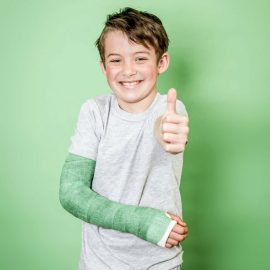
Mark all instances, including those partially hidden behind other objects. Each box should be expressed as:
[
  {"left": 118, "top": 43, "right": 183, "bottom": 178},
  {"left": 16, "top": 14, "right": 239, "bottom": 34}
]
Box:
[{"left": 68, "top": 92, "right": 187, "bottom": 270}]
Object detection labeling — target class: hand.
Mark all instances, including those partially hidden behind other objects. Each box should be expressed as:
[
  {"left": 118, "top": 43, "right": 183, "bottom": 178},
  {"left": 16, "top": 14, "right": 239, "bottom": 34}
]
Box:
[
  {"left": 165, "top": 212, "right": 188, "bottom": 249},
  {"left": 155, "top": 88, "right": 189, "bottom": 154}
]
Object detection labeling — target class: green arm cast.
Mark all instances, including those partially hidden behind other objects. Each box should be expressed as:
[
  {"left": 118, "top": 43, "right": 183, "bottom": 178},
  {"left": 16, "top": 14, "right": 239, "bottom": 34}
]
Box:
[{"left": 59, "top": 152, "right": 172, "bottom": 245}]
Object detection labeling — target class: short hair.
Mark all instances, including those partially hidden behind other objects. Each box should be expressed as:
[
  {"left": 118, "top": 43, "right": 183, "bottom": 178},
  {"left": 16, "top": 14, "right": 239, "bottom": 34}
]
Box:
[{"left": 95, "top": 7, "right": 169, "bottom": 64}]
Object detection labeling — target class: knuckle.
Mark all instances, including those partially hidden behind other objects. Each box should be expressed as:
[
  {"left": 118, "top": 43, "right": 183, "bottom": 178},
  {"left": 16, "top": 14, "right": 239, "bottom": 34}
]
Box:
[
  {"left": 165, "top": 144, "right": 171, "bottom": 152},
  {"left": 180, "top": 126, "right": 189, "bottom": 134},
  {"left": 172, "top": 240, "right": 178, "bottom": 245},
  {"left": 163, "top": 133, "right": 171, "bottom": 141},
  {"left": 178, "top": 145, "right": 184, "bottom": 152},
  {"left": 179, "top": 235, "right": 185, "bottom": 242},
  {"left": 162, "top": 123, "right": 168, "bottom": 132},
  {"left": 183, "top": 116, "right": 189, "bottom": 124},
  {"left": 176, "top": 115, "right": 181, "bottom": 122}
]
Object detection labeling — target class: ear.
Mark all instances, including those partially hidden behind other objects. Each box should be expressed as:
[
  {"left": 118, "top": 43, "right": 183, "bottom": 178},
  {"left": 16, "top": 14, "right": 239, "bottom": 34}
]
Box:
[
  {"left": 157, "top": 52, "right": 170, "bottom": 74},
  {"left": 100, "top": 60, "right": 106, "bottom": 75}
]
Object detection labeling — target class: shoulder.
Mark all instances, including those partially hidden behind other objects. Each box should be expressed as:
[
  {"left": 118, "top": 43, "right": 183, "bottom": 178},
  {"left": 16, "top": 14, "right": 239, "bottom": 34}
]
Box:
[
  {"left": 77, "top": 93, "right": 114, "bottom": 133},
  {"left": 176, "top": 99, "right": 188, "bottom": 117},
  {"left": 80, "top": 93, "right": 113, "bottom": 112}
]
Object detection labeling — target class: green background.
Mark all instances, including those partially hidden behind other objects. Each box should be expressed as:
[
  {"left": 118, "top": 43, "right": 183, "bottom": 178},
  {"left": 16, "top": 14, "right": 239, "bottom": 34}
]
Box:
[{"left": 1, "top": 0, "right": 269, "bottom": 269}]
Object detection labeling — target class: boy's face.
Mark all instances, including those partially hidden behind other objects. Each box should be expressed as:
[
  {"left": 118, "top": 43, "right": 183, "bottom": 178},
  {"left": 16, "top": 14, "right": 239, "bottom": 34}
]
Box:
[{"left": 100, "top": 30, "right": 169, "bottom": 113}]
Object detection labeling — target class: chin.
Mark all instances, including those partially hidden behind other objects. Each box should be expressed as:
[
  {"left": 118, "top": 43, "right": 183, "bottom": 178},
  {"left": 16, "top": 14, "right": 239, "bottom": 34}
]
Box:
[{"left": 119, "top": 95, "right": 143, "bottom": 104}]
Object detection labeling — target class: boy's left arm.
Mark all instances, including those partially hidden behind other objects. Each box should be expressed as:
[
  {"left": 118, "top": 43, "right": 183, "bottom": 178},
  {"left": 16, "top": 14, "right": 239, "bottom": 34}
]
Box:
[
  {"left": 154, "top": 88, "right": 189, "bottom": 247},
  {"left": 154, "top": 88, "right": 189, "bottom": 154}
]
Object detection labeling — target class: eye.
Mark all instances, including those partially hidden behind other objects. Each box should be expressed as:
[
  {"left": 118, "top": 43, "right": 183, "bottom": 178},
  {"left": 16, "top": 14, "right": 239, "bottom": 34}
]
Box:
[
  {"left": 136, "top": 57, "right": 148, "bottom": 62},
  {"left": 110, "top": 59, "right": 121, "bottom": 63}
]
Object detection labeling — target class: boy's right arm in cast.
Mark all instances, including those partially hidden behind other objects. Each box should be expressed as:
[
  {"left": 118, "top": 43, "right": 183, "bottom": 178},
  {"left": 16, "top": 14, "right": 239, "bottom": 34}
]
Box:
[{"left": 59, "top": 152, "right": 174, "bottom": 247}]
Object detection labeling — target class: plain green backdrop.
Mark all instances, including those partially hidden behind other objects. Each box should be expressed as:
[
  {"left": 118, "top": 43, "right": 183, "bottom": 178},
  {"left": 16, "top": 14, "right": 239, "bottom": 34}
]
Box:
[{"left": 1, "top": 0, "right": 269, "bottom": 269}]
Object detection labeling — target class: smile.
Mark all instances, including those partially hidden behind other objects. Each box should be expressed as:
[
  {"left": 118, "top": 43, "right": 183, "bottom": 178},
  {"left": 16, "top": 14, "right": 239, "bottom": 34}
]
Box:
[{"left": 119, "top": 80, "right": 143, "bottom": 88}]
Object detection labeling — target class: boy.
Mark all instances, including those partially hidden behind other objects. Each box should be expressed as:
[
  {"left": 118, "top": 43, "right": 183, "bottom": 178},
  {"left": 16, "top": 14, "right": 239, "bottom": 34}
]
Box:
[{"left": 59, "top": 7, "right": 189, "bottom": 270}]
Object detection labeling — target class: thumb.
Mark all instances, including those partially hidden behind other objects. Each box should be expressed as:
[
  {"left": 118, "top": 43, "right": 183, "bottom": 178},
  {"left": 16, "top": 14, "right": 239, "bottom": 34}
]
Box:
[{"left": 166, "top": 88, "right": 177, "bottom": 114}]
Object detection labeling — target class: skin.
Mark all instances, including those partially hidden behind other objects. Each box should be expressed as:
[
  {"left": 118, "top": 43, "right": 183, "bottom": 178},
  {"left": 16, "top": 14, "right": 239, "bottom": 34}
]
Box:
[
  {"left": 100, "top": 30, "right": 189, "bottom": 248},
  {"left": 154, "top": 88, "right": 189, "bottom": 155},
  {"left": 100, "top": 30, "right": 169, "bottom": 113},
  {"left": 165, "top": 212, "right": 188, "bottom": 248}
]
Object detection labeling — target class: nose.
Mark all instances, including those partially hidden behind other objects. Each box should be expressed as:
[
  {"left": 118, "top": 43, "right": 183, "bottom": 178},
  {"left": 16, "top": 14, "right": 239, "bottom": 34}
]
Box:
[{"left": 122, "top": 60, "right": 137, "bottom": 77}]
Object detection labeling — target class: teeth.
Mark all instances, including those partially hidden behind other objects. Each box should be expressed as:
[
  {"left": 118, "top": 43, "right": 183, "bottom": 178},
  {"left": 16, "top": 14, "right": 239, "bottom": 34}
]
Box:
[{"left": 121, "top": 81, "right": 140, "bottom": 87}]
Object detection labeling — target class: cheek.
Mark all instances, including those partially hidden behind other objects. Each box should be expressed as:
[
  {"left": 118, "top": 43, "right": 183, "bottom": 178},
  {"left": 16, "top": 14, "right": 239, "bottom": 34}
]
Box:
[
  {"left": 105, "top": 67, "right": 118, "bottom": 82},
  {"left": 143, "top": 65, "right": 158, "bottom": 79},
  {"left": 105, "top": 69, "right": 114, "bottom": 83}
]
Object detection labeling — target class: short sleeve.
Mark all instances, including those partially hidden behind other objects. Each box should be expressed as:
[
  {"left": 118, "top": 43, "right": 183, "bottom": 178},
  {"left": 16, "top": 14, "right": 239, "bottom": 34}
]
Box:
[
  {"left": 176, "top": 99, "right": 188, "bottom": 118},
  {"left": 68, "top": 100, "right": 101, "bottom": 160}
]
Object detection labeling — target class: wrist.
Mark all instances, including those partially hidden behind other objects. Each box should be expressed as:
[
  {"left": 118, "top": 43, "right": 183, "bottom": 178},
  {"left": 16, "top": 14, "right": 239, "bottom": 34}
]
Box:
[
  {"left": 145, "top": 210, "right": 173, "bottom": 245},
  {"left": 157, "top": 219, "right": 177, "bottom": 247}
]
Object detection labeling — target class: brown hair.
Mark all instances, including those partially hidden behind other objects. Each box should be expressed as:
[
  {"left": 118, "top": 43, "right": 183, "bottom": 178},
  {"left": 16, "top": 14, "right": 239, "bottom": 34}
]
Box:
[{"left": 95, "top": 7, "right": 169, "bottom": 64}]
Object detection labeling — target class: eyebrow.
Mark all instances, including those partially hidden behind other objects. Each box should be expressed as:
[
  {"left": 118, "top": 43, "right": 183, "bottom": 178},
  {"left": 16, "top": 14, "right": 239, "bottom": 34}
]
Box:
[
  {"left": 134, "top": 51, "right": 150, "bottom": 55},
  {"left": 107, "top": 53, "right": 121, "bottom": 58},
  {"left": 106, "top": 51, "right": 150, "bottom": 58}
]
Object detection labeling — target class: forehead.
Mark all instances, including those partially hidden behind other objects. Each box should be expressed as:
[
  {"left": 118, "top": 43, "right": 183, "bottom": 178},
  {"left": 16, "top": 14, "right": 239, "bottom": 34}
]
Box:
[{"left": 103, "top": 30, "right": 155, "bottom": 56}]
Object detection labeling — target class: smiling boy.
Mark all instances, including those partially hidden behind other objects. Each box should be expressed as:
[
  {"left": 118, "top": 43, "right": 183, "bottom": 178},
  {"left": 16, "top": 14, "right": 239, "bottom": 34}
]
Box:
[
  {"left": 101, "top": 30, "right": 163, "bottom": 113},
  {"left": 60, "top": 7, "right": 189, "bottom": 270}
]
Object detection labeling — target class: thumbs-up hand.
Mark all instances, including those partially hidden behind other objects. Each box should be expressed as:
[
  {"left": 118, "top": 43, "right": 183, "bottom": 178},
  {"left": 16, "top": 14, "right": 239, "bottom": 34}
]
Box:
[{"left": 154, "top": 88, "right": 189, "bottom": 154}]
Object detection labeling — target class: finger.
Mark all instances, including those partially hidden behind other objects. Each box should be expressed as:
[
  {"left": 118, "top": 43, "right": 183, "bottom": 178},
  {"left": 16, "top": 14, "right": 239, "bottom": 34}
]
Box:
[
  {"left": 171, "top": 224, "right": 187, "bottom": 235},
  {"left": 169, "top": 230, "right": 188, "bottom": 241},
  {"left": 179, "top": 235, "right": 187, "bottom": 243},
  {"left": 162, "top": 114, "right": 181, "bottom": 124},
  {"left": 164, "top": 143, "right": 186, "bottom": 154},
  {"left": 166, "top": 237, "right": 179, "bottom": 246},
  {"left": 163, "top": 133, "right": 179, "bottom": 143},
  {"left": 162, "top": 123, "right": 189, "bottom": 135},
  {"left": 166, "top": 212, "right": 187, "bottom": 226},
  {"left": 169, "top": 231, "right": 186, "bottom": 241},
  {"left": 172, "top": 226, "right": 188, "bottom": 237},
  {"left": 178, "top": 116, "right": 189, "bottom": 127},
  {"left": 171, "top": 234, "right": 187, "bottom": 243},
  {"left": 171, "top": 225, "right": 188, "bottom": 235},
  {"left": 165, "top": 243, "right": 173, "bottom": 248},
  {"left": 162, "top": 123, "right": 179, "bottom": 134},
  {"left": 163, "top": 133, "right": 187, "bottom": 144},
  {"left": 163, "top": 115, "right": 189, "bottom": 126},
  {"left": 166, "top": 88, "right": 177, "bottom": 114}
]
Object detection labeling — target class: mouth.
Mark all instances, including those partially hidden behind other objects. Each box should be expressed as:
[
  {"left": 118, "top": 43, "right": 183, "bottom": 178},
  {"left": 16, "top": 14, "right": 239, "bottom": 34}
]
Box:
[{"left": 119, "top": 80, "right": 143, "bottom": 88}]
